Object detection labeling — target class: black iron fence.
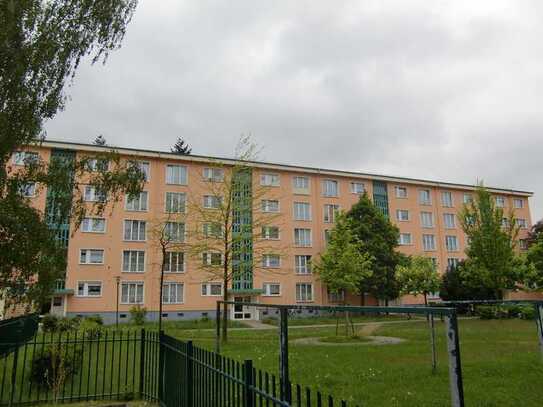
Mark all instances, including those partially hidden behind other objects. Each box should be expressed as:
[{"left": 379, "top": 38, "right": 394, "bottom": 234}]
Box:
[{"left": 0, "top": 328, "right": 357, "bottom": 407}]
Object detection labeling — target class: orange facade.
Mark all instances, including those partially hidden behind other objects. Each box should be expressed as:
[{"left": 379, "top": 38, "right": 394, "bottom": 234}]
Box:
[{"left": 10, "top": 141, "right": 534, "bottom": 322}]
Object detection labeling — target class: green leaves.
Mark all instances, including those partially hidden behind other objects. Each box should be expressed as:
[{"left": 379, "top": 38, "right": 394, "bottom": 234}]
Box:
[{"left": 396, "top": 256, "right": 440, "bottom": 301}]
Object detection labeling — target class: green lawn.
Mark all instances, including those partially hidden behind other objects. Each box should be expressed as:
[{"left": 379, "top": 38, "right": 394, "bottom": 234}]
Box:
[
  {"left": 164, "top": 318, "right": 543, "bottom": 407},
  {"left": 261, "top": 313, "right": 411, "bottom": 326}
]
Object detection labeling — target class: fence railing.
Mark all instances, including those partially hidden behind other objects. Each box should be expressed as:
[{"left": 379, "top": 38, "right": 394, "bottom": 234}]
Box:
[{"left": 0, "top": 329, "right": 356, "bottom": 407}]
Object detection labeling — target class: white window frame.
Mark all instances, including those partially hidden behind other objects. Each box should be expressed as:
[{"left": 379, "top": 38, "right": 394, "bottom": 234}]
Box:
[
  {"left": 516, "top": 218, "right": 528, "bottom": 229},
  {"left": 84, "top": 185, "right": 107, "bottom": 203},
  {"left": 519, "top": 239, "right": 528, "bottom": 250},
  {"left": 76, "top": 281, "right": 102, "bottom": 297},
  {"left": 443, "top": 213, "right": 456, "bottom": 229},
  {"left": 13, "top": 151, "right": 38, "bottom": 166},
  {"left": 395, "top": 186, "right": 408, "bottom": 198},
  {"left": 294, "top": 228, "right": 312, "bottom": 247},
  {"left": 419, "top": 189, "right": 432, "bottom": 205},
  {"left": 323, "top": 204, "right": 340, "bottom": 223},
  {"left": 463, "top": 193, "right": 473, "bottom": 204},
  {"left": 350, "top": 182, "right": 364, "bottom": 194},
  {"left": 399, "top": 233, "right": 412, "bottom": 245},
  {"left": 125, "top": 191, "right": 148, "bottom": 211},
  {"left": 165, "top": 222, "right": 186, "bottom": 242},
  {"left": 203, "top": 195, "right": 222, "bottom": 209},
  {"left": 201, "top": 282, "right": 223, "bottom": 296},
  {"left": 420, "top": 212, "right": 434, "bottom": 228},
  {"left": 260, "top": 173, "right": 280, "bottom": 187},
  {"left": 328, "top": 289, "right": 345, "bottom": 303},
  {"left": 123, "top": 220, "right": 146, "bottom": 241},
  {"left": 396, "top": 209, "right": 409, "bottom": 222},
  {"left": 295, "top": 255, "right": 312, "bottom": 274},
  {"left": 164, "top": 251, "right": 185, "bottom": 273},
  {"left": 82, "top": 217, "right": 106, "bottom": 233},
  {"left": 86, "top": 158, "right": 109, "bottom": 172},
  {"left": 513, "top": 198, "right": 524, "bottom": 209},
  {"left": 79, "top": 249, "right": 105, "bottom": 265},
  {"left": 261, "top": 199, "right": 280, "bottom": 213},
  {"left": 203, "top": 222, "right": 223, "bottom": 238},
  {"left": 296, "top": 283, "right": 314, "bottom": 303},
  {"left": 162, "top": 282, "right": 184, "bottom": 304},
  {"left": 166, "top": 164, "right": 188, "bottom": 185},
  {"left": 495, "top": 196, "right": 506, "bottom": 208},
  {"left": 441, "top": 191, "right": 453, "bottom": 207},
  {"left": 262, "top": 283, "right": 281, "bottom": 297},
  {"left": 203, "top": 167, "right": 224, "bottom": 182},
  {"left": 293, "top": 202, "right": 311, "bottom": 221},
  {"left": 19, "top": 183, "right": 36, "bottom": 197},
  {"left": 120, "top": 281, "right": 144, "bottom": 304},
  {"left": 165, "top": 192, "right": 187, "bottom": 213},
  {"left": 262, "top": 254, "right": 281, "bottom": 268},
  {"left": 322, "top": 179, "right": 339, "bottom": 197},
  {"left": 261, "top": 226, "right": 280, "bottom": 240},
  {"left": 292, "top": 176, "right": 310, "bottom": 193},
  {"left": 202, "top": 252, "right": 223, "bottom": 266},
  {"left": 445, "top": 236, "right": 459, "bottom": 252},
  {"left": 422, "top": 234, "right": 436, "bottom": 251},
  {"left": 122, "top": 250, "right": 146, "bottom": 273},
  {"left": 133, "top": 161, "right": 150, "bottom": 181}
]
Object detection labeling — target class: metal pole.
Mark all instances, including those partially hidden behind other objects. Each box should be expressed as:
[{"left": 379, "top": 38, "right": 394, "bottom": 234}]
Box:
[
  {"left": 216, "top": 301, "right": 221, "bottom": 354},
  {"left": 534, "top": 302, "right": 543, "bottom": 360},
  {"left": 243, "top": 359, "right": 254, "bottom": 407},
  {"left": 279, "top": 308, "right": 290, "bottom": 403},
  {"left": 445, "top": 312, "right": 464, "bottom": 407},
  {"left": 429, "top": 313, "right": 437, "bottom": 374},
  {"left": 115, "top": 276, "right": 120, "bottom": 329}
]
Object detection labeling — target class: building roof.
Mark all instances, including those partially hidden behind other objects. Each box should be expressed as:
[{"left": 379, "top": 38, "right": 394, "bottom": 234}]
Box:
[{"left": 38, "top": 139, "right": 533, "bottom": 197}]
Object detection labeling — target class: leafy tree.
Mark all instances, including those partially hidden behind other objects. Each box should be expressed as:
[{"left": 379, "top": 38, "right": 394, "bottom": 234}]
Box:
[
  {"left": 527, "top": 220, "right": 543, "bottom": 246},
  {"left": 171, "top": 138, "right": 192, "bottom": 155},
  {"left": 440, "top": 261, "right": 496, "bottom": 301},
  {"left": 459, "top": 184, "right": 521, "bottom": 299},
  {"left": 524, "top": 241, "right": 543, "bottom": 290},
  {"left": 314, "top": 212, "right": 373, "bottom": 334},
  {"left": 93, "top": 135, "right": 106, "bottom": 146},
  {"left": 396, "top": 256, "right": 440, "bottom": 306},
  {"left": 346, "top": 193, "right": 403, "bottom": 304}
]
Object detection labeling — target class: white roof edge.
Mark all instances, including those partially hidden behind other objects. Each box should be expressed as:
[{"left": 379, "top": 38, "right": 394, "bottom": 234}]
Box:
[{"left": 34, "top": 140, "right": 534, "bottom": 197}]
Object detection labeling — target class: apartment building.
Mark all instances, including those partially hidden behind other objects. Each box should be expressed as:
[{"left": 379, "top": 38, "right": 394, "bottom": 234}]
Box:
[{"left": 11, "top": 140, "right": 534, "bottom": 323}]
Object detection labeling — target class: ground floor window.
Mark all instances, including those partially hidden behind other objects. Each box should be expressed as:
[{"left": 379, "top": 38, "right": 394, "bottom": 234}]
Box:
[
  {"left": 327, "top": 289, "right": 345, "bottom": 303},
  {"left": 162, "top": 283, "right": 184, "bottom": 304},
  {"left": 77, "top": 281, "right": 102, "bottom": 297},
  {"left": 296, "top": 283, "right": 313, "bottom": 302},
  {"left": 262, "top": 283, "right": 281, "bottom": 296},
  {"left": 201, "top": 283, "right": 223, "bottom": 296},
  {"left": 121, "top": 282, "right": 144, "bottom": 304}
]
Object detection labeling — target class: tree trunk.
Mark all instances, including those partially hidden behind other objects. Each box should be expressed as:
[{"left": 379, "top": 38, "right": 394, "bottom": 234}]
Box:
[
  {"left": 221, "top": 258, "right": 228, "bottom": 343},
  {"left": 359, "top": 283, "right": 365, "bottom": 306},
  {"left": 158, "top": 245, "right": 166, "bottom": 332}
]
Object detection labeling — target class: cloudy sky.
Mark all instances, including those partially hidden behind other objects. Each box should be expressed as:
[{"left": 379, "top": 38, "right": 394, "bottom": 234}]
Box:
[{"left": 45, "top": 0, "right": 543, "bottom": 221}]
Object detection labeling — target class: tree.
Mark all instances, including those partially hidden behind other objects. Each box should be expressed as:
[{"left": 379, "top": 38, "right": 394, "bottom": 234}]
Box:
[
  {"left": 93, "top": 135, "right": 106, "bottom": 146},
  {"left": 187, "top": 136, "right": 282, "bottom": 343},
  {"left": 524, "top": 236, "right": 543, "bottom": 290},
  {"left": 459, "top": 184, "right": 521, "bottom": 299},
  {"left": 314, "top": 212, "right": 373, "bottom": 335},
  {"left": 346, "top": 193, "right": 403, "bottom": 304},
  {"left": 396, "top": 256, "right": 440, "bottom": 306},
  {"left": 171, "top": 138, "right": 192, "bottom": 155},
  {"left": 527, "top": 220, "right": 543, "bottom": 246},
  {"left": 440, "top": 261, "right": 496, "bottom": 301}
]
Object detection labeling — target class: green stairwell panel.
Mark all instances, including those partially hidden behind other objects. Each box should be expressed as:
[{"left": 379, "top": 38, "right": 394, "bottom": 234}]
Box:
[{"left": 372, "top": 180, "right": 390, "bottom": 218}]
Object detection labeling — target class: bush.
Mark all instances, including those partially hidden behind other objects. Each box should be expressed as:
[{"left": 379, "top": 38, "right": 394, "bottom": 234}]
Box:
[
  {"left": 41, "top": 314, "right": 59, "bottom": 333},
  {"left": 85, "top": 314, "right": 104, "bottom": 325},
  {"left": 520, "top": 305, "right": 535, "bottom": 320},
  {"left": 79, "top": 319, "right": 103, "bottom": 339},
  {"left": 476, "top": 306, "right": 496, "bottom": 319},
  {"left": 130, "top": 305, "right": 147, "bottom": 325},
  {"left": 56, "top": 317, "right": 79, "bottom": 332},
  {"left": 31, "top": 344, "right": 83, "bottom": 390}
]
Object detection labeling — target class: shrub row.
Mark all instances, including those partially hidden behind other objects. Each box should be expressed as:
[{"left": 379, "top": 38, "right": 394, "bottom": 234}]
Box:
[{"left": 475, "top": 304, "right": 535, "bottom": 320}]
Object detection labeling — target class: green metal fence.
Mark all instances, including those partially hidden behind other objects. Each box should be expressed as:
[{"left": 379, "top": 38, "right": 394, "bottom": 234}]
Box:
[
  {"left": 1, "top": 329, "right": 357, "bottom": 407},
  {"left": 0, "top": 314, "right": 39, "bottom": 358}
]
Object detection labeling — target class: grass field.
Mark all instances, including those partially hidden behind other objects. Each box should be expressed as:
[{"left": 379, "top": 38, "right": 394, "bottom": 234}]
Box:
[
  {"left": 161, "top": 318, "right": 543, "bottom": 407},
  {"left": 261, "top": 313, "right": 409, "bottom": 326}
]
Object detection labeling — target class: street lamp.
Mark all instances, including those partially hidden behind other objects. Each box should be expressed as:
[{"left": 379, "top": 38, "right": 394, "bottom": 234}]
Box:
[{"left": 115, "top": 276, "right": 120, "bottom": 329}]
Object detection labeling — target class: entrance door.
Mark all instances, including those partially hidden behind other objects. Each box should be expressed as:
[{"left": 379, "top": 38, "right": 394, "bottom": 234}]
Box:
[{"left": 232, "top": 297, "right": 253, "bottom": 320}]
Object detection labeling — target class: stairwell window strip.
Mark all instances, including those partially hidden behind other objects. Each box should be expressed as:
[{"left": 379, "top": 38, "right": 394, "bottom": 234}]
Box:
[
  {"left": 124, "top": 220, "right": 146, "bottom": 241},
  {"left": 166, "top": 164, "right": 188, "bottom": 185},
  {"left": 122, "top": 250, "right": 145, "bottom": 272},
  {"left": 80, "top": 249, "right": 104, "bottom": 264},
  {"left": 162, "top": 283, "right": 184, "bottom": 304},
  {"left": 82, "top": 217, "right": 106, "bottom": 233},
  {"left": 121, "top": 282, "right": 144, "bottom": 304},
  {"left": 296, "top": 283, "right": 313, "bottom": 302},
  {"left": 125, "top": 191, "right": 148, "bottom": 211}
]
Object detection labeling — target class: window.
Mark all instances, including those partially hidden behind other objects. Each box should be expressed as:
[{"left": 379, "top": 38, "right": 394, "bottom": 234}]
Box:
[
  {"left": 323, "top": 204, "right": 339, "bottom": 223},
  {"left": 513, "top": 198, "right": 524, "bottom": 209},
  {"left": 203, "top": 195, "right": 222, "bottom": 209},
  {"left": 516, "top": 218, "right": 528, "bottom": 229},
  {"left": 328, "top": 289, "right": 345, "bottom": 303},
  {"left": 295, "top": 255, "right": 312, "bottom": 274},
  {"left": 162, "top": 283, "right": 184, "bottom": 304},
  {"left": 80, "top": 249, "right": 104, "bottom": 264},
  {"left": 203, "top": 222, "right": 222, "bottom": 238},
  {"left": 294, "top": 228, "right": 312, "bottom": 247},
  {"left": 13, "top": 151, "right": 38, "bottom": 166},
  {"left": 293, "top": 176, "right": 309, "bottom": 192},
  {"left": 19, "top": 183, "right": 36, "bottom": 197},
  {"left": 501, "top": 218, "right": 509, "bottom": 228},
  {"left": 419, "top": 189, "right": 432, "bottom": 205},
  {"left": 261, "top": 199, "right": 280, "bottom": 213},
  {"left": 262, "top": 254, "right": 280, "bottom": 268},
  {"left": 441, "top": 192, "right": 453, "bottom": 207},
  {"left": 83, "top": 186, "right": 106, "bottom": 202},
  {"left": 350, "top": 182, "right": 364, "bottom": 194},
  {"left": 122, "top": 250, "right": 145, "bottom": 272},
  {"left": 262, "top": 226, "right": 279, "bottom": 240},
  {"left": 203, "top": 253, "right": 223, "bottom": 266},
  {"left": 132, "top": 161, "right": 150, "bottom": 181},
  {"left": 201, "top": 283, "right": 222, "bottom": 296},
  {"left": 324, "top": 230, "right": 331, "bottom": 246},
  {"left": 445, "top": 236, "right": 458, "bottom": 252},
  {"left": 124, "top": 220, "right": 146, "bottom": 241},
  {"left": 164, "top": 252, "right": 185, "bottom": 272},
  {"left": 293, "top": 202, "right": 311, "bottom": 221},
  {"left": 203, "top": 167, "right": 224, "bottom": 182},
  {"left": 398, "top": 233, "right": 412, "bottom": 245},
  {"left": 260, "top": 173, "right": 280, "bottom": 186},
  {"left": 519, "top": 239, "right": 528, "bottom": 250},
  {"left": 165, "top": 222, "right": 185, "bottom": 242},
  {"left": 447, "top": 258, "right": 460, "bottom": 269},
  {"left": 296, "top": 283, "right": 313, "bottom": 302},
  {"left": 396, "top": 209, "right": 409, "bottom": 221},
  {"left": 166, "top": 165, "right": 188, "bottom": 185},
  {"left": 443, "top": 213, "right": 456, "bottom": 228},
  {"left": 395, "top": 186, "right": 408, "bottom": 198},
  {"left": 125, "top": 191, "right": 147, "bottom": 211},
  {"left": 165, "top": 192, "right": 186, "bottom": 213},
  {"left": 420, "top": 212, "right": 434, "bottom": 228},
  {"left": 422, "top": 235, "right": 436, "bottom": 251},
  {"left": 262, "top": 283, "right": 281, "bottom": 296},
  {"left": 82, "top": 218, "right": 106, "bottom": 233},
  {"left": 463, "top": 193, "right": 473, "bottom": 204},
  {"left": 121, "top": 282, "right": 144, "bottom": 304},
  {"left": 495, "top": 196, "right": 506, "bottom": 208},
  {"left": 322, "top": 180, "right": 339, "bottom": 197},
  {"left": 77, "top": 281, "right": 102, "bottom": 297},
  {"left": 85, "top": 158, "right": 109, "bottom": 172}
]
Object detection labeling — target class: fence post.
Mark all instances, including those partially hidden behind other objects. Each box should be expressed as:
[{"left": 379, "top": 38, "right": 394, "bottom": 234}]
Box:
[
  {"left": 8, "top": 346, "right": 19, "bottom": 407},
  {"left": 535, "top": 302, "right": 543, "bottom": 360},
  {"left": 158, "top": 330, "right": 164, "bottom": 403},
  {"left": 243, "top": 359, "right": 254, "bottom": 407},
  {"left": 445, "top": 312, "right": 464, "bottom": 407},
  {"left": 429, "top": 313, "right": 437, "bottom": 374},
  {"left": 216, "top": 301, "right": 221, "bottom": 354},
  {"left": 279, "top": 307, "right": 291, "bottom": 403},
  {"left": 139, "top": 329, "right": 146, "bottom": 399},
  {"left": 185, "top": 341, "right": 194, "bottom": 407}
]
